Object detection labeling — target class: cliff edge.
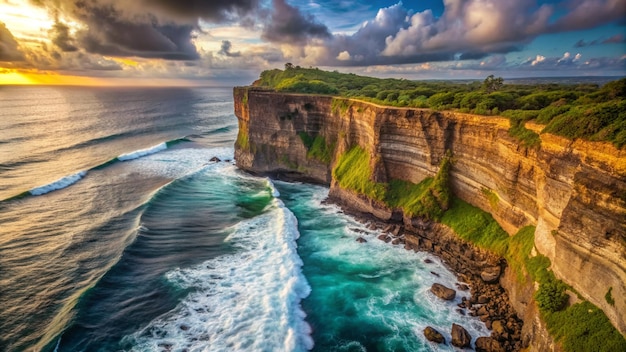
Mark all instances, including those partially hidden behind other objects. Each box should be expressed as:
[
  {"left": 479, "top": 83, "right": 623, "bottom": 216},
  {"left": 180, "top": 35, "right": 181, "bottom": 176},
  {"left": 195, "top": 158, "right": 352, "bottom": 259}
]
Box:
[{"left": 234, "top": 87, "right": 626, "bottom": 347}]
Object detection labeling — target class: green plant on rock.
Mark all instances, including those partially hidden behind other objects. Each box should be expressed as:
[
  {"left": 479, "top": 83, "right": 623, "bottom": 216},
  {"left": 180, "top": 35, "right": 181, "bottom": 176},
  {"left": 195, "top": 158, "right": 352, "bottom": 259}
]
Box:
[
  {"left": 481, "top": 188, "right": 499, "bottom": 210},
  {"left": 605, "top": 287, "right": 615, "bottom": 306},
  {"left": 536, "top": 274, "right": 568, "bottom": 313},
  {"left": 332, "top": 146, "right": 386, "bottom": 201}
]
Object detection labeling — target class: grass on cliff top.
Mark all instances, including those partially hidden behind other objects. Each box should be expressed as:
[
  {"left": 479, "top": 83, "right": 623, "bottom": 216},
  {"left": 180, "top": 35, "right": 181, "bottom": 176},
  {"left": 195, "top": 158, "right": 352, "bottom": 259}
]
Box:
[{"left": 255, "top": 66, "right": 626, "bottom": 148}]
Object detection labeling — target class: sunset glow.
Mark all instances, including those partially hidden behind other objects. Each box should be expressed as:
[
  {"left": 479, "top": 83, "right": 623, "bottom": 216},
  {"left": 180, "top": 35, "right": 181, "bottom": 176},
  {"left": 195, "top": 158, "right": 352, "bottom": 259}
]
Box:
[{"left": 0, "top": 0, "right": 623, "bottom": 86}]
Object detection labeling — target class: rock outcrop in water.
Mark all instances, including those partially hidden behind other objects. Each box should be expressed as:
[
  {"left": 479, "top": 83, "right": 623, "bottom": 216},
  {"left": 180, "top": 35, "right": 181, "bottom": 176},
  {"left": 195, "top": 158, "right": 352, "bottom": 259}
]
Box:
[{"left": 233, "top": 87, "right": 626, "bottom": 348}]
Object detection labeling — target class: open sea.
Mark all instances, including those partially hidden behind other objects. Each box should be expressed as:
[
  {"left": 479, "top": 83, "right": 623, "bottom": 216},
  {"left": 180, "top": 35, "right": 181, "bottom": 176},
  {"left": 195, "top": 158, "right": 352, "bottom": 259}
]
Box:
[{"left": 0, "top": 86, "right": 488, "bottom": 351}]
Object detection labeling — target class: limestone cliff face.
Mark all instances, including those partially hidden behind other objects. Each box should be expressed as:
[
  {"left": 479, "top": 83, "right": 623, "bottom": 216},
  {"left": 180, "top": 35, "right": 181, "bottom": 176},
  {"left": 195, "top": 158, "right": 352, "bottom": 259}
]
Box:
[{"left": 234, "top": 87, "right": 626, "bottom": 337}]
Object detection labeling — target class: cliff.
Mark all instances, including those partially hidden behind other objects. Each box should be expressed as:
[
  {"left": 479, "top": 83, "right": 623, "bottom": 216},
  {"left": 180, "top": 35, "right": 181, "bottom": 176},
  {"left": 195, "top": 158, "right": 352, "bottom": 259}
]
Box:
[{"left": 234, "top": 87, "right": 626, "bottom": 345}]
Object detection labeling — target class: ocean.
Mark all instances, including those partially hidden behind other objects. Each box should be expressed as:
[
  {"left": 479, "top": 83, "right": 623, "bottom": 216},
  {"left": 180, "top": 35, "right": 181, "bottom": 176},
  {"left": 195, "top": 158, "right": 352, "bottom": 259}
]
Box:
[{"left": 0, "top": 86, "right": 488, "bottom": 351}]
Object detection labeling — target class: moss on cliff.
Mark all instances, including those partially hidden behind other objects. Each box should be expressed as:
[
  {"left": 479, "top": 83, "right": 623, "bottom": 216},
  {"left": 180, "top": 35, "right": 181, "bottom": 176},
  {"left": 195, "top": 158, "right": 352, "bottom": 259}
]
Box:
[
  {"left": 332, "top": 146, "right": 386, "bottom": 200},
  {"left": 235, "top": 124, "right": 250, "bottom": 151},
  {"left": 333, "top": 147, "right": 452, "bottom": 219},
  {"left": 298, "top": 132, "right": 334, "bottom": 164}
]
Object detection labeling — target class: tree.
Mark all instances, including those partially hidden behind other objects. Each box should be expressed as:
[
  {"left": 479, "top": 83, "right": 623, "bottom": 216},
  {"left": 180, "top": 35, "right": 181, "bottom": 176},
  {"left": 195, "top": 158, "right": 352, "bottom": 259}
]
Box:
[
  {"left": 284, "top": 62, "right": 294, "bottom": 70},
  {"left": 483, "top": 75, "right": 504, "bottom": 93}
]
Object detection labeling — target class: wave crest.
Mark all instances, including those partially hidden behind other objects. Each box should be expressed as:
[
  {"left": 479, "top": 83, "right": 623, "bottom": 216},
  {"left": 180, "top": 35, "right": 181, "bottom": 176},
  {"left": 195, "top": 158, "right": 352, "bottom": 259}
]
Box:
[
  {"left": 126, "top": 198, "right": 313, "bottom": 351},
  {"left": 29, "top": 171, "right": 87, "bottom": 196}
]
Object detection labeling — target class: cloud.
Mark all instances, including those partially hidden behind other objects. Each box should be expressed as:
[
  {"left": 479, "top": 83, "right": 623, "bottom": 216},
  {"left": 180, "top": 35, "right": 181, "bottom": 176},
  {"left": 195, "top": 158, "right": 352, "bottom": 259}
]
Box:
[
  {"left": 0, "top": 22, "right": 25, "bottom": 61},
  {"left": 261, "top": 0, "right": 331, "bottom": 44},
  {"left": 575, "top": 34, "right": 626, "bottom": 47},
  {"left": 219, "top": 40, "right": 241, "bottom": 57},
  {"left": 549, "top": 0, "right": 626, "bottom": 32},
  {"left": 50, "top": 21, "right": 78, "bottom": 52},
  {"left": 293, "top": 0, "right": 624, "bottom": 67}
]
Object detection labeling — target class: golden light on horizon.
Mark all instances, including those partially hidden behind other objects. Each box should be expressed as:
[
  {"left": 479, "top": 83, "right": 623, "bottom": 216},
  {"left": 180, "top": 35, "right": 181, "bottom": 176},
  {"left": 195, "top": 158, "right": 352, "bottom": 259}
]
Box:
[
  {"left": 0, "top": 69, "right": 109, "bottom": 86},
  {"left": 0, "top": 71, "right": 36, "bottom": 85}
]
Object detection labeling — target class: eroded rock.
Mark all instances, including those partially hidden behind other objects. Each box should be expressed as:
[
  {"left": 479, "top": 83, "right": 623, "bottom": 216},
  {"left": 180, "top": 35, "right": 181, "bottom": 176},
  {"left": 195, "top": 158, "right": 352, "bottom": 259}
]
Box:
[
  {"left": 431, "top": 283, "right": 456, "bottom": 300},
  {"left": 423, "top": 326, "right": 445, "bottom": 344},
  {"left": 480, "top": 266, "right": 502, "bottom": 283},
  {"left": 451, "top": 323, "right": 472, "bottom": 348}
]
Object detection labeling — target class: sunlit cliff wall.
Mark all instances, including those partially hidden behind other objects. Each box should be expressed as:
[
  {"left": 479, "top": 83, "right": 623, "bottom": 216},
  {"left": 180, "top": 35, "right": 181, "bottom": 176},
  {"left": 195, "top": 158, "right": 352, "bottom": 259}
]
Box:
[{"left": 234, "top": 87, "right": 626, "bottom": 338}]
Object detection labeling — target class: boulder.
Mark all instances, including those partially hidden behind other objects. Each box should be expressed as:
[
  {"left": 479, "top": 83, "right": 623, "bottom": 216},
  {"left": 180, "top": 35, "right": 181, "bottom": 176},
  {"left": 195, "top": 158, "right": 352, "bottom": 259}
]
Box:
[
  {"left": 456, "top": 283, "right": 470, "bottom": 291},
  {"left": 377, "top": 234, "right": 388, "bottom": 242},
  {"left": 451, "top": 323, "right": 472, "bottom": 348},
  {"left": 492, "top": 320, "right": 506, "bottom": 335},
  {"left": 424, "top": 258, "right": 433, "bottom": 264},
  {"left": 480, "top": 266, "right": 502, "bottom": 283},
  {"left": 423, "top": 326, "right": 445, "bottom": 344},
  {"left": 209, "top": 156, "right": 221, "bottom": 162},
  {"left": 430, "top": 283, "right": 456, "bottom": 300},
  {"left": 356, "top": 237, "right": 367, "bottom": 243},
  {"left": 477, "top": 294, "right": 489, "bottom": 304},
  {"left": 475, "top": 336, "right": 505, "bottom": 352}
]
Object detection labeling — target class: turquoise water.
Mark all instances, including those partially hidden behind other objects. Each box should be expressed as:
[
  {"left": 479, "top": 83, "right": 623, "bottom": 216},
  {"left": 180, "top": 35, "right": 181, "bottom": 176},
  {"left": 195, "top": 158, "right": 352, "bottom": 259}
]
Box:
[
  {"left": 277, "top": 182, "right": 489, "bottom": 351},
  {"left": 0, "top": 86, "right": 487, "bottom": 351}
]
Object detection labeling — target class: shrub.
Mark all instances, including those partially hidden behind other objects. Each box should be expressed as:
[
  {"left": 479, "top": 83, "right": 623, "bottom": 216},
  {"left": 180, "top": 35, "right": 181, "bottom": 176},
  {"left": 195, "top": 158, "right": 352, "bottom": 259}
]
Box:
[{"left": 536, "top": 275, "right": 568, "bottom": 312}]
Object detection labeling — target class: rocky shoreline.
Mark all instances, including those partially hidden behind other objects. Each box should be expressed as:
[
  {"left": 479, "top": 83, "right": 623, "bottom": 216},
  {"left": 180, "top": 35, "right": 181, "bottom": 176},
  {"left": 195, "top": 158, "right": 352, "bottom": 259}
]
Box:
[{"left": 327, "top": 196, "right": 524, "bottom": 351}]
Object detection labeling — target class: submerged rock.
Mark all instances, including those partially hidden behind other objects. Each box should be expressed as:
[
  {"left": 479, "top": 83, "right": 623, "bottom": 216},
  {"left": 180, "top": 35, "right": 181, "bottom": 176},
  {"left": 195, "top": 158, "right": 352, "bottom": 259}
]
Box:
[
  {"left": 451, "top": 323, "right": 472, "bottom": 348},
  {"left": 430, "top": 283, "right": 456, "bottom": 300},
  {"left": 356, "top": 237, "right": 367, "bottom": 243},
  {"left": 209, "top": 156, "right": 221, "bottom": 162},
  {"left": 424, "top": 326, "right": 445, "bottom": 344}
]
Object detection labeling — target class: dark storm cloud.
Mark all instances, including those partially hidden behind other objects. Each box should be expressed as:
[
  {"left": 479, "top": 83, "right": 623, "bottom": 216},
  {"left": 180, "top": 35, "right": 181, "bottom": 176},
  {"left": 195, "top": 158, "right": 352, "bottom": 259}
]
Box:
[
  {"left": 30, "top": 0, "right": 267, "bottom": 60},
  {"left": 0, "top": 22, "right": 24, "bottom": 61},
  {"left": 261, "top": 0, "right": 331, "bottom": 44},
  {"left": 219, "top": 40, "right": 241, "bottom": 57},
  {"left": 50, "top": 21, "right": 78, "bottom": 52}
]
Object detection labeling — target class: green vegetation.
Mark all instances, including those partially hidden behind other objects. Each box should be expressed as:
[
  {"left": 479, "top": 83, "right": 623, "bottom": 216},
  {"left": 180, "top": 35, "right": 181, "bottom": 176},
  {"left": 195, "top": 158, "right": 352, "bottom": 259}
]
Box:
[
  {"left": 235, "top": 127, "right": 249, "bottom": 151},
  {"left": 481, "top": 188, "right": 499, "bottom": 210},
  {"left": 298, "top": 132, "right": 334, "bottom": 164},
  {"left": 441, "top": 204, "right": 625, "bottom": 351},
  {"left": 544, "top": 301, "right": 626, "bottom": 352},
  {"left": 332, "top": 146, "right": 386, "bottom": 201},
  {"left": 605, "top": 287, "right": 615, "bottom": 306},
  {"left": 441, "top": 197, "right": 510, "bottom": 255},
  {"left": 536, "top": 274, "right": 568, "bottom": 312},
  {"left": 386, "top": 152, "right": 452, "bottom": 220},
  {"left": 255, "top": 66, "right": 626, "bottom": 148},
  {"left": 242, "top": 89, "right": 248, "bottom": 107},
  {"left": 333, "top": 146, "right": 452, "bottom": 219}
]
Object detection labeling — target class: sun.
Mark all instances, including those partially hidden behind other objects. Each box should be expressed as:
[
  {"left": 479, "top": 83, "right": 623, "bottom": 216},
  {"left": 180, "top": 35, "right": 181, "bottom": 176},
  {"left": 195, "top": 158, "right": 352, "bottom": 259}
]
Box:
[{"left": 0, "top": 71, "right": 36, "bottom": 85}]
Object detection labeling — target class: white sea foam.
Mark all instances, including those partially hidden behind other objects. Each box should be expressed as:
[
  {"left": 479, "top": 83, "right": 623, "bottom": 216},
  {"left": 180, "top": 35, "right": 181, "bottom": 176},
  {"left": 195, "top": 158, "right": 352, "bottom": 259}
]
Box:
[
  {"left": 29, "top": 171, "right": 87, "bottom": 196},
  {"left": 118, "top": 142, "right": 168, "bottom": 161},
  {"left": 266, "top": 177, "right": 281, "bottom": 197},
  {"left": 300, "top": 185, "right": 490, "bottom": 350},
  {"left": 127, "top": 197, "right": 313, "bottom": 352},
  {"left": 126, "top": 146, "right": 235, "bottom": 179}
]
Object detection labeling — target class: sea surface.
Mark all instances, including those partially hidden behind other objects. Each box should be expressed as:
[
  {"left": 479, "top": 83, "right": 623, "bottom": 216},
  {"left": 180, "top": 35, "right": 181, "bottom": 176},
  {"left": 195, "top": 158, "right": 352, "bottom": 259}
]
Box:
[{"left": 0, "top": 86, "right": 488, "bottom": 351}]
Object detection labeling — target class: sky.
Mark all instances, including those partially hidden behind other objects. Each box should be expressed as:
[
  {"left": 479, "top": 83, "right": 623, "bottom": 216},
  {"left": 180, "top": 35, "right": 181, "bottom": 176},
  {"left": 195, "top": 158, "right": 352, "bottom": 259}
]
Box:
[{"left": 0, "top": 0, "right": 624, "bottom": 86}]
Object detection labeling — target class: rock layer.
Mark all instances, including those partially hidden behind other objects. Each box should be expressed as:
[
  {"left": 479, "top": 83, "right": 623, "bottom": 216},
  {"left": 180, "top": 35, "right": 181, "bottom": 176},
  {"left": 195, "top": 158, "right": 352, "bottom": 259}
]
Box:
[{"left": 234, "top": 88, "right": 626, "bottom": 339}]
